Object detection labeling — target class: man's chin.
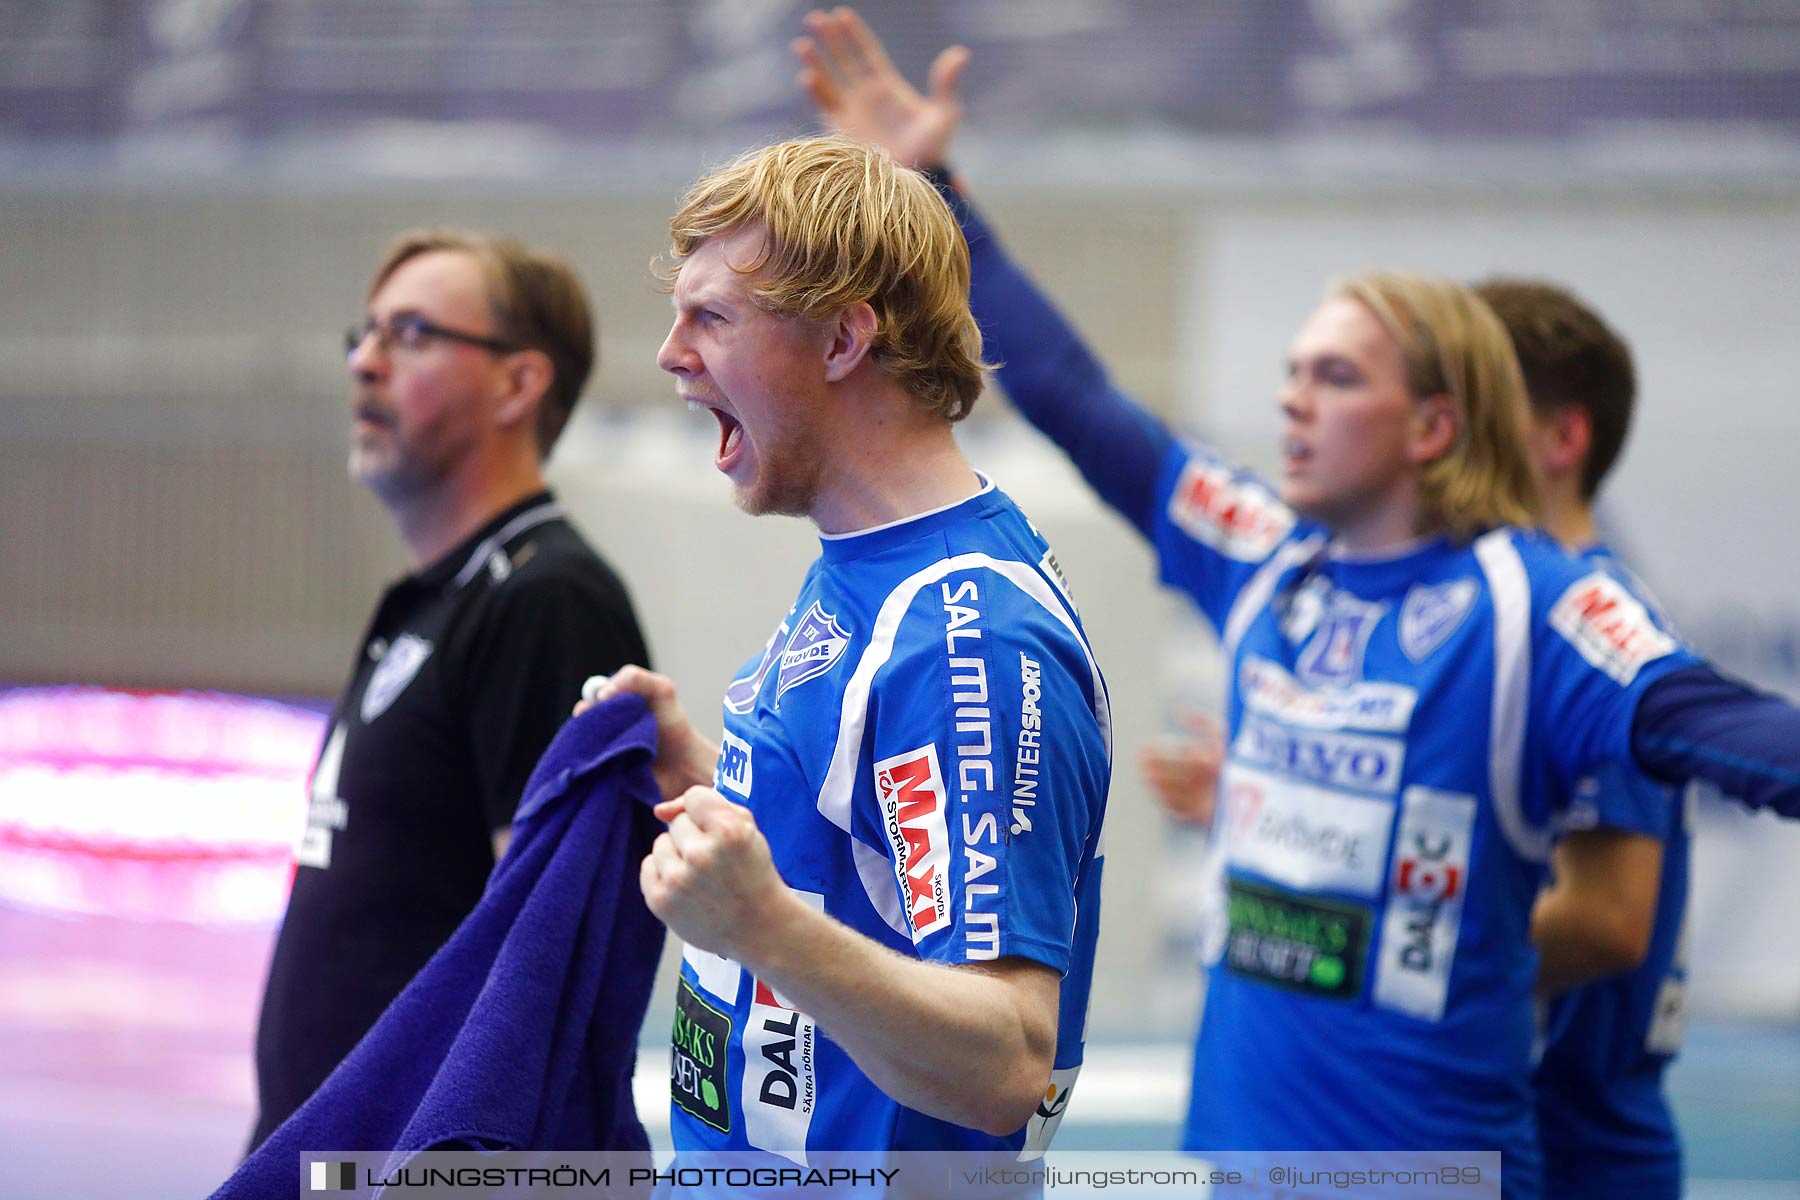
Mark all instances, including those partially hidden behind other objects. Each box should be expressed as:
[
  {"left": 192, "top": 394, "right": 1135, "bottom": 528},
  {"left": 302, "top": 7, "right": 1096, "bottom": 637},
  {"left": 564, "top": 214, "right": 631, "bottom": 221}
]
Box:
[
  {"left": 730, "top": 475, "right": 813, "bottom": 522},
  {"left": 1277, "top": 480, "right": 1313, "bottom": 514},
  {"left": 349, "top": 452, "right": 408, "bottom": 499},
  {"left": 347, "top": 453, "right": 385, "bottom": 487}
]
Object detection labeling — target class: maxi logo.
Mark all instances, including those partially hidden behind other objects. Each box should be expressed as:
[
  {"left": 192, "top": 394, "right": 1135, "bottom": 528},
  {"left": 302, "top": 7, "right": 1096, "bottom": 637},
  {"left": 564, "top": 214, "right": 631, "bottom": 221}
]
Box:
[
  {"left": 1230, "top": 712, "right": 1405, "bottom": 796},
  {"left": 743, "top": 890, "right": 823, "bottom": 1165},
  {"left": 1239, "top": 656, "right": 1418, "bottom": 734},
  {"left": 1374, "top": 786, "right": 1477, "bottom": 1022},
  {"left": 671, "top": 976, "right": 732, "bottom": 1134},
  {"left": 1549, "top": 571, "right": 1678, "bottom": 685},
  {"left": 725, "top": 614, "right": 790, "bottom": 714},
  {"left": 1167, "top": 458, "right": 1296, "bottom": 562},
  {"left": 873, "top": 745, "right": 952, "bottom": 941},
  {"left": 776, "top": 601, "right": 851, "bottom": 701},
  {"left": 1224, "top": 878, "right": 1371, "bottom": 1001},
  {"left": 1294, "top": 592, "right": 1386, "bottom": 688},
  {"left": 1221, "top": 763, "right": 1396, "bottom": 897}
]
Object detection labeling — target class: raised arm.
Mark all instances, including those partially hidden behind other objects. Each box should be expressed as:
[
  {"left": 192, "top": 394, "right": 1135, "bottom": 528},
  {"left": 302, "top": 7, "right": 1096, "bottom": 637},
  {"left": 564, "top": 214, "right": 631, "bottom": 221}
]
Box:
[
  {"left": 795, "top": 6, "right": 1176, "bottom": 537},
  {"left": 1633, "top": 664, "right": 1800, "bottom": 818}
]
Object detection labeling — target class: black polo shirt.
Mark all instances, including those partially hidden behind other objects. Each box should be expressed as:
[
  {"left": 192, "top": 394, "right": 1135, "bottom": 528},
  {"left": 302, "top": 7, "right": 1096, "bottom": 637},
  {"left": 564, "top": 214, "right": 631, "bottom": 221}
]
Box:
[{"left": 252, "top": 491, "right": 649, "bottom": 1145}]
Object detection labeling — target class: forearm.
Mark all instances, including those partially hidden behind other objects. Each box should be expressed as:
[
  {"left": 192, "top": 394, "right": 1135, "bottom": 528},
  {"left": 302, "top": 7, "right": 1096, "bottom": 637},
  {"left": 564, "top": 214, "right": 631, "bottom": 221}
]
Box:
[
  {"left": 671, "top": 735, "right": 721, "bottom": 793},
  {"left": 737, "top": 890, "right": 1057, "bottom": 1136},
  {"left": 1633, "top": 664, "right": 1800, "bottom": 817},
  {"left": 1530, "top": 832, "right": 1660, "bottom": 998},
  {"left": 930, "top": 169, "right": 1176, "bottom": 537},
  {"left": 1532, "top": 888, "right": 1645, "bottom": 998}
]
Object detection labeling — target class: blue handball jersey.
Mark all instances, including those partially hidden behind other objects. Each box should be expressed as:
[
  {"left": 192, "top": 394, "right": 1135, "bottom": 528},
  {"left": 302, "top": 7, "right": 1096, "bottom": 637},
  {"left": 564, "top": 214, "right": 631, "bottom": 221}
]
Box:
[
  {"left": 667, "top": 479, "right": 1112, "bottom": 1164},
  {"left": 1533, "top": 546, "right": 1692, "bottom": 1200},
  {"left": 1151, "top": 448, "right": 1696, "bottom": 1199}
]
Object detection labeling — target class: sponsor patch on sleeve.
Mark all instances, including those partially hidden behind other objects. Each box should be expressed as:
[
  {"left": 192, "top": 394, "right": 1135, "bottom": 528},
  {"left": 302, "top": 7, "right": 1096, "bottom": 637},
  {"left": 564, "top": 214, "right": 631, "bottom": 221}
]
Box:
[
  {"left": 1167, "top": 458, "right": 1296, "bottom": 562},
  {"left": 1019, "top": 1065, "right": 1082, "bottom": 1162},
  {"left": 873, "top": 744, "right": 953, "bottom": 941},
  {"left": 1549, "top": 572, "right": 1678, "bottom": 685}
]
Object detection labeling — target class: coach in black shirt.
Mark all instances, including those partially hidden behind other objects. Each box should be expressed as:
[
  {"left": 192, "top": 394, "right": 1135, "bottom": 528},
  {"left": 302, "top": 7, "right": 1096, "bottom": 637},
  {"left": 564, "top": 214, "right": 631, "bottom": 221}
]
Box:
[{"left": 250, "top": 230, "right": 651, "bottom": 1146}]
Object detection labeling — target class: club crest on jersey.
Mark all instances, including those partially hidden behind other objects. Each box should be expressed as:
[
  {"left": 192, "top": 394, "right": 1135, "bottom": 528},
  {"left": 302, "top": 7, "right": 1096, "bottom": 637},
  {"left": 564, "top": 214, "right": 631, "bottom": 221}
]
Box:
[
  {"left": 1295, "top": 593, "right": 1385, "bottom": 688},
  {"left": 1398, "top": 579, "right": 1478, "bottom": 663},
  {"left": 360, "top": 633, "right": 432, "bottom": 722},
  {"left": 775, "top": 601, "right": 850, "bottom": 701},
  {"left": 726, "top": 615, "right": 790, "bottom": 714}
]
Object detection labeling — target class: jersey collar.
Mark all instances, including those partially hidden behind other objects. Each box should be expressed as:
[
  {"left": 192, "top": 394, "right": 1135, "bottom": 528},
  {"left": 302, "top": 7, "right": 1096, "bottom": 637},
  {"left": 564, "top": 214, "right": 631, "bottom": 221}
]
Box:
[
  {"left": 816, "top": 474, "right": 998, "bottom": 564},
  {"left": 411, "top": 491, "right": 563, "bottom": 592}
]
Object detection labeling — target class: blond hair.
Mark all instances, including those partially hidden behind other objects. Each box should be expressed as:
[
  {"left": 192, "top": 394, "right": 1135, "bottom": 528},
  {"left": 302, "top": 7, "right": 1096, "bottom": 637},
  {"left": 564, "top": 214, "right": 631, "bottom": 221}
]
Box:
[
  {"left": 659, "top": 135, "right": 986, "bottom": 422},
  {"left": 1331, "top": 273, "right": 1540, "bottom": 539},
  {"left": 372, "top": 230, "right": 595, "bottom": 455}
]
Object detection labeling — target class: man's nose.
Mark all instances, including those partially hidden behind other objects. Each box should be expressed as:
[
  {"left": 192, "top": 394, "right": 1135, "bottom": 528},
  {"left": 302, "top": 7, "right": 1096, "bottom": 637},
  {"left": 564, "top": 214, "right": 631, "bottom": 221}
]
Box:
[
  {"left": 347, "top": 329, "right": 385, "bottom": 379},
  {"left": 656, "top": 324, "right": 695, "bottom": 376}
]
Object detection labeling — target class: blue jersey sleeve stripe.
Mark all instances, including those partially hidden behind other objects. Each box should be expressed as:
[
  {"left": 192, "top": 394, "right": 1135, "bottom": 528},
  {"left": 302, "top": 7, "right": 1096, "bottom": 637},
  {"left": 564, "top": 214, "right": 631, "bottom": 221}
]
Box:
[
  {"left": 850, "top": 834, "right": 910, "bottom": 939},
  {"left": 1474, "top": 530, "right": 1553, "bottom": 863}
]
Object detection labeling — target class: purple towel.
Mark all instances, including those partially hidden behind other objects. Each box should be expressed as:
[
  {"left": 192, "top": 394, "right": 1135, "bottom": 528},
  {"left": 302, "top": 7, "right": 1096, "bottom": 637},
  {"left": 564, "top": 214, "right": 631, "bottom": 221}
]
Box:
[{"left": 216, "top": 695, "right": 666, "bottom": 1198}]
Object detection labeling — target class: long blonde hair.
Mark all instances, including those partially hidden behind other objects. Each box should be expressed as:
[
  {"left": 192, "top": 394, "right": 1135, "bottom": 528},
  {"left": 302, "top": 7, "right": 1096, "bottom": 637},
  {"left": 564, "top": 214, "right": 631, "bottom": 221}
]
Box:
[
  {"left": 659, "top": 135, "right": 987, "bottom": 422},
  {"left": 1332, "top": 273, "right": 1540, "bottom": 539}
]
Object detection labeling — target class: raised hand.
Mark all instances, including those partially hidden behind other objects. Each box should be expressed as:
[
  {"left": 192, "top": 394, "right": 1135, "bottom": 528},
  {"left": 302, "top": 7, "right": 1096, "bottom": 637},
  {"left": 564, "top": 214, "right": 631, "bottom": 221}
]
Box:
[
  {"left": 792, "top": 6, "right": 969, "bottom": 170},
  {"left": 1139, "top": 713, "right": 1225, "bottom": 826}
]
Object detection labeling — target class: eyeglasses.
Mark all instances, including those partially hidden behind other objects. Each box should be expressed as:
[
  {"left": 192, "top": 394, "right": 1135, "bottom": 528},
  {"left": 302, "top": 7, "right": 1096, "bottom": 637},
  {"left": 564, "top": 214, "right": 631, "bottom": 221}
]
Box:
[{"left": 345, "top": 312, "right": 519, "bottom": 358}]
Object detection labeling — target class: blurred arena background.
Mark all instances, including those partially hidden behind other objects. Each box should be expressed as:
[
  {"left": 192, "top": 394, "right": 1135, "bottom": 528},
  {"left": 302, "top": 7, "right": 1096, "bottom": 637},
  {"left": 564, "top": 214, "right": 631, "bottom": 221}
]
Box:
[{"left": 2, "top": 1, "right": 1799, "bottom": 1195}]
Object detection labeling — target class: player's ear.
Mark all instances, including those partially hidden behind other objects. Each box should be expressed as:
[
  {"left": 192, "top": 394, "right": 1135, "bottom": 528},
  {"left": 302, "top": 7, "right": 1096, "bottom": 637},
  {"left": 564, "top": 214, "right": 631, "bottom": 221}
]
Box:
[
  {"left": 494, "top": 349, "right": 554, "bottom": 433},
  {"left": 1409, "top": 391, "right": 1461, "bottom": 465},
  {"left": 822, "top": 302, "right": 878, "bottom": 383},
  {"left": 1553, "top": 404, "right": 1593, "bottom": 469}
]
